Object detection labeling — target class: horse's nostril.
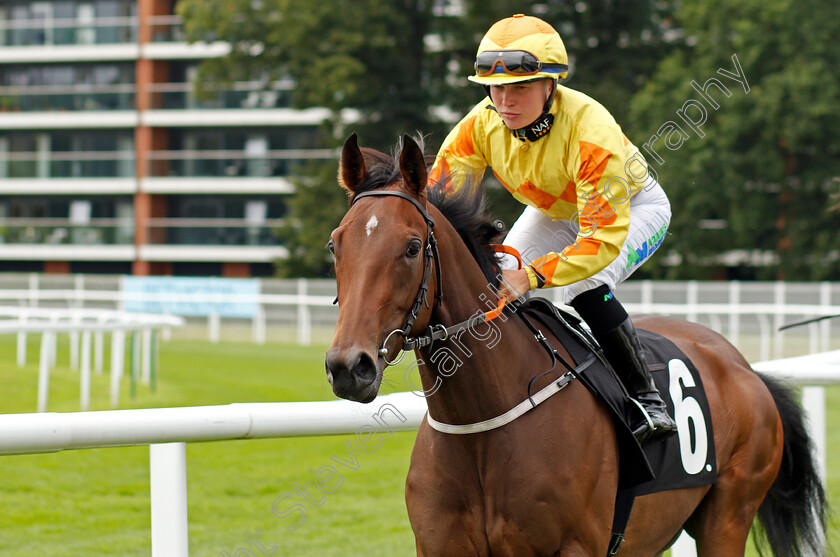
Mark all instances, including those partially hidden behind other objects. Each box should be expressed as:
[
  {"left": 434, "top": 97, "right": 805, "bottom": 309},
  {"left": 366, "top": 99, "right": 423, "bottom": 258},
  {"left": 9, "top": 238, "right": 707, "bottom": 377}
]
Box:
[
  {"left": 325, "top": 348, "right": 380, "bottom": 402},
  {"left": 355, "top": 353, "right": 377, "bottom": 386}
]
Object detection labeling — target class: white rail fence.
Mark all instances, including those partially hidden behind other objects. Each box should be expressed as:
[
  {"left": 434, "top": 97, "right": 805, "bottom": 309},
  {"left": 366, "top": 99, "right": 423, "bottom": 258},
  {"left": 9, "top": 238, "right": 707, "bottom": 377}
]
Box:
[
  {"left": 0, "top": 307, "right": 184, "bottom": 411},
  {"left": 0, "top": 275, "right": 837, "bottom": 359},
  {"left": 0, "top": 351, "right": 836, "bottom": 557}
]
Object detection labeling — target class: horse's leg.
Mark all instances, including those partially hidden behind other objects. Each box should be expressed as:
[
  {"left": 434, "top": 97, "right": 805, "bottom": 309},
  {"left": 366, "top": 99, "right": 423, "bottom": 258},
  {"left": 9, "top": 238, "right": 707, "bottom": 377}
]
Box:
[
  {"left": 687, "top": 436, "right": 783, "bottom": 555},
  {"left": 407, "top": 426, "right": 491, "bottom": 557},
  {"left": 412, "top": 514, "right": 487, "bottom": 557},
  {"left": 620, "top": 487, "right": 708, "bottom": 556},
  {"left": 685, "top": 380, "right": 784, "bottom": 556},
  {"left": 687, "top": 467, "right": 767, "bottom": 555}
]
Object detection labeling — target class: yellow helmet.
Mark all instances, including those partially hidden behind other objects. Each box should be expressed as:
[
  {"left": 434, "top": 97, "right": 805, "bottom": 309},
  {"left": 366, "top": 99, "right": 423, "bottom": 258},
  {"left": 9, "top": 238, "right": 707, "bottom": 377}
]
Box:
[{"left": 468, "top": 14, "right": 568, "bottom": 85}]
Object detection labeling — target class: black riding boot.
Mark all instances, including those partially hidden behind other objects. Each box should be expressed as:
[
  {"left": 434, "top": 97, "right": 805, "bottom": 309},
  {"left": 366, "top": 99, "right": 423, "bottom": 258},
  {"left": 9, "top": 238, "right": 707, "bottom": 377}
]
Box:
[{"left": 596, "top": 317, "right": 678, "bottom": 444}]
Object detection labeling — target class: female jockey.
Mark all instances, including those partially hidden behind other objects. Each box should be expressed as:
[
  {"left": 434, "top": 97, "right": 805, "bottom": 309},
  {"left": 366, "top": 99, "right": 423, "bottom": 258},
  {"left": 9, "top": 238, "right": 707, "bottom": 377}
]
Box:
[{"left": 429, "top": 14, "right": 677, "bottom": 443}]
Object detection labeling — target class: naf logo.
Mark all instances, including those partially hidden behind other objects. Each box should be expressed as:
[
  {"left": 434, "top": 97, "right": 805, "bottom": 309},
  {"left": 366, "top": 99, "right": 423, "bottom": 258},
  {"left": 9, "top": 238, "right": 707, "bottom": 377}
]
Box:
[
  {"left": 516, "top": 113, "right": 555, "bottom": 142},
  {"left": 530, "top": 118, "right": 551, "bottom": 137}
]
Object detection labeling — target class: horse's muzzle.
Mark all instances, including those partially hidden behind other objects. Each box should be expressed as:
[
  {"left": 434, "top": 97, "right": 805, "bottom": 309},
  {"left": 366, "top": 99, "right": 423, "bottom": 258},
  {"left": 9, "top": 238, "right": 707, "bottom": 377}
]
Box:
[{"left": 325, "top": 347, "right": 381, "bottom": 403}]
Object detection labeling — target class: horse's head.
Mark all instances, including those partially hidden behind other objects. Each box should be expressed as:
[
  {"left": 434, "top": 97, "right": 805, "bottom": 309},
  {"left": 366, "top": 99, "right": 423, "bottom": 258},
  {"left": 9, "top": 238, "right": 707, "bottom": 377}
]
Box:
[{"left": 325, "top": 133, "right": 435, "bottom": 402}]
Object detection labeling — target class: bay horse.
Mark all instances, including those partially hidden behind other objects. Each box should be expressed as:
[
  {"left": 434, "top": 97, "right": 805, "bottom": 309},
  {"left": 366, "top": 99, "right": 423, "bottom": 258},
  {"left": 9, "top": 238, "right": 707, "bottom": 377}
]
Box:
[{"left": 325, "top": 133, "right": 827, "bottom": 556}]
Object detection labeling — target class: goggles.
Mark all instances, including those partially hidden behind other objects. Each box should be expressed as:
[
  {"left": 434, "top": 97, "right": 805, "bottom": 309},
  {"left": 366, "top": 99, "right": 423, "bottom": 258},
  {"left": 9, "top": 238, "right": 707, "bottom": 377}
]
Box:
[{"left": 474, "top": 50, "right": 567, "bottom": 77}]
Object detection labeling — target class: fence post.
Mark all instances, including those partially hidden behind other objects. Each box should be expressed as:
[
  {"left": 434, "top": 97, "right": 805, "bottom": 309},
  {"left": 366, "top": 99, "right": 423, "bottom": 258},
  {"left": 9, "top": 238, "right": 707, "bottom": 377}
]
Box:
[
  {"left": 820, "top": 282, "right": 831, "bottom": 353},
  {"left": 94, "top": 328, "right": 104, "bottom": 375},
  {"left": 142, "top": 328, "right": 152, "bottom": 385},
  {"left": 150, "top": 442, "right": 190, "bottom": 557},
  {"left": 117, "top": 274, "right": 126, "bottom": 313},
  {"left": 774, "top": 282, "right": 785, "bottom": 359},
  {"left": 131, "top": 331, "right": 140, "bottom": 398},
  {"left": 28, "top": 273, "right": 39, "bottom": 307},
  {"left": 49, "top": 314, "right": 58, "bottom": 370},
  {"left": 687, "top": 280, "right": 698, "bottom": 324},
  {"left": 253, "top": 278, "right": 266, "bottom": 345},
  {"left": 74, "top": 274, "right": 84, "bottom": 309},
  {"left": 16, "top": 309, "right": 27, "bottom": 368},
  {"left": 728, "top": 281, "right": 740, "bottom": 348},
  {"left": 208, "top": 311, "right": 220, "bottom": 344},
  {"left": 802, "top": 386, "right": 827, "bottom": 486},
  {"left": 110, "top": 330, "right": 125, "bottom": 408},
  {"left": 253, "top": 304, "right": 266, "bottom": 345},
  {"left": 70, "top": 313, "right": 80, "bottom": 371},
  {"left": 37, "top": 332, "right": 52, "bottom": 413},
  {"left": 756, "top": 314, "right": 771, "bottom": 362},
  {"left": 151, "top": 329, "right": 159, "bottom": 393},
  {"left": 802, "top": 385, "right": 826, "bottom": 557},
  {"left": 670, "top": 531, "right": 697, "bottom": 557},
  {"left": 80, "top": 331, "right": 92, "bottom": 411},
  {"left": 297, "top": 278, "right": 311, "bottom": 346},
  {"left": 641, "top": 280, "right": 653, "bottom": 314}
]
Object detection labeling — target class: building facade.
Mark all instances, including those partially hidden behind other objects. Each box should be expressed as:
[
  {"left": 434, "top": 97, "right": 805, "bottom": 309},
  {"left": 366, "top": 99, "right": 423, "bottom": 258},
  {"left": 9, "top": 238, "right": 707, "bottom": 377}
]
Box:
[{"left": 0, "top": 0, "right": 332, "bottom": 276}]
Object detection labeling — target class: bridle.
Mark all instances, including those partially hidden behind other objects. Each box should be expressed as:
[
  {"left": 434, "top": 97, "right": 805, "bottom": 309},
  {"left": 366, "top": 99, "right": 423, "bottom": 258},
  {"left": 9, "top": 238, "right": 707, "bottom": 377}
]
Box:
[
  {"left": 351, "top": 189, "right": 510, "bottom": 365},
  {"left": 351, "top": 190, "right": 443, "bottom": 363},
  {"left": 350, "top": 188, "right": 594, "bottom": 435}
]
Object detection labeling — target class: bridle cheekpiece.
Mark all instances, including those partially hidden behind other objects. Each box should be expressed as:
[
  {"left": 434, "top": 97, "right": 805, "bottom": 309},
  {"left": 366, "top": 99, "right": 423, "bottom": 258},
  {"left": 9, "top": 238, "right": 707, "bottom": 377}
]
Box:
[{"left": 351, "top": 190, "right": 443, "bottom": 364}]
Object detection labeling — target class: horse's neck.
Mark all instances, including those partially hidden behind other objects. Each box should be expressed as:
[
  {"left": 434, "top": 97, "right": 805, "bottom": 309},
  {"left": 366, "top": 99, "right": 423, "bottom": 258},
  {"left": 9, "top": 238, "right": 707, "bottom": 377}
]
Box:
[{"left": 417, "top": 218, "right": 546, "bottom": 426}]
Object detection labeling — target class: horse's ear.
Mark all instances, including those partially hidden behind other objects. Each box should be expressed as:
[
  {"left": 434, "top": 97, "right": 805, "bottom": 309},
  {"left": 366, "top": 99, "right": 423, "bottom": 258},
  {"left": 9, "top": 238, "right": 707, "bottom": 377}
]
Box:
[
  {"left": 338, "top": 133, "right": 368, "bottom": 193},
  {"left": 399, "top": 134, "right": 428, "bottom": 198}
]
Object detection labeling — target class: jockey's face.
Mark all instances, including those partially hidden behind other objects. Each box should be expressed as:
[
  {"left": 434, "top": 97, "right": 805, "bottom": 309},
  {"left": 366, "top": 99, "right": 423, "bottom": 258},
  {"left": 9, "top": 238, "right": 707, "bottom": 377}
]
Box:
[{"left": 489, "top": 79, "right": 552, "bottom": 130}]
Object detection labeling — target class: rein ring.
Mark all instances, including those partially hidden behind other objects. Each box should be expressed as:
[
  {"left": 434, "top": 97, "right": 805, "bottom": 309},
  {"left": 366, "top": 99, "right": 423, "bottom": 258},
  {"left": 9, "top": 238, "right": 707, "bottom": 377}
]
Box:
[{"left": 380, "top": 328, "right": 407, "bottom": 366}]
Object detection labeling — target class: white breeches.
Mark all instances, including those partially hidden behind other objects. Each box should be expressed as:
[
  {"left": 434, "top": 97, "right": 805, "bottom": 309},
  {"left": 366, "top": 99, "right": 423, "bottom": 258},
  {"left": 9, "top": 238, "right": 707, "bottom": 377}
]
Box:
[{"left": 500, "top": 178, "right": 671, "bottom": 305}]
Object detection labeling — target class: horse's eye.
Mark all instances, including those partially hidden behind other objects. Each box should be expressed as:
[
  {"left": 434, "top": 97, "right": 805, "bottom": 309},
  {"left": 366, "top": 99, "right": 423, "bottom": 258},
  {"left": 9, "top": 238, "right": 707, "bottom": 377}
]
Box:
[
  {"left": 406, "top": 239, "right": 423, "bottom": 258},
  {"left": 326, "top": 239, "right": 335, "bottom": 255}
]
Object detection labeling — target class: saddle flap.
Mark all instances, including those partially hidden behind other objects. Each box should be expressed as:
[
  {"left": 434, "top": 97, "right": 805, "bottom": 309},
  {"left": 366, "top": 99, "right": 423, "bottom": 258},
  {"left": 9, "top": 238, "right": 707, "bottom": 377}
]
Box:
[{"left": 519, "top": 297, "right": 718, "bottom": 495}]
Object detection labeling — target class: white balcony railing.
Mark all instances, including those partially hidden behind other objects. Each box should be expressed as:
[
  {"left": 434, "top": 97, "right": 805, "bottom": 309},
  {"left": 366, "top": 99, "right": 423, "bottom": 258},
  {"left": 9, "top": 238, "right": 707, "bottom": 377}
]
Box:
[
  {"left": 0, "top": 84, "right": 136, "bottom": 112},
  {"left": 145, "top": 148, "right": 335, "bottom": 178},
  {"left": 0, "top": 218, "right": 134, "bottom": 246},
  {"left": 0, "top": 16, "right": 138, "bottom": 47},
  {"left": 145, "top": 80, "right": 295, "bottom": 110},
  {"left": 0, "top": 150, "right": 135, "bottom": 178}
]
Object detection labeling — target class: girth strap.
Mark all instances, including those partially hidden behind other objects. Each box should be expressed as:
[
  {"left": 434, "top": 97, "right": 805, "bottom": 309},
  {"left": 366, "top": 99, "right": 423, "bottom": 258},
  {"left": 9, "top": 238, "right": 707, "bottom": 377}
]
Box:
[{"left": 425, "top": 366, "right": 586, "bottom": 435}]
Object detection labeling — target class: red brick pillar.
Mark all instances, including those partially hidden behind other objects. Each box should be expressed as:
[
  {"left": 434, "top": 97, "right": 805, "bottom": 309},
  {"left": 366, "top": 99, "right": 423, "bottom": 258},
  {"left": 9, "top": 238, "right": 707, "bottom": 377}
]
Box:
[
  {"left": 44, "top": 261, "right": 71, "bottom": 274},
  {"left": 222, "top": 263, "right": 252, "bottom": 278},
  {"left": 133, "top": 0, "right": 173, "bottom": 276}
]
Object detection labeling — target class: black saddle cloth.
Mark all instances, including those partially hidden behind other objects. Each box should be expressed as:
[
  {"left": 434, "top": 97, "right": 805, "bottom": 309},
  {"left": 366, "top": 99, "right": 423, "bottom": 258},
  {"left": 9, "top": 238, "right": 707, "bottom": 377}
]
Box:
[{"left": 519, "top": 297, "right": 717, "bottom": 494}]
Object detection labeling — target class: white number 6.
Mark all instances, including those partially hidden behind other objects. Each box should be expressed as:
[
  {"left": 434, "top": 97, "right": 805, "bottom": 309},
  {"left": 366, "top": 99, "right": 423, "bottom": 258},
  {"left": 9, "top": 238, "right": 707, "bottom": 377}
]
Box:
[{"left": 668, "top": 359, "right": 709, "bottom": 474}]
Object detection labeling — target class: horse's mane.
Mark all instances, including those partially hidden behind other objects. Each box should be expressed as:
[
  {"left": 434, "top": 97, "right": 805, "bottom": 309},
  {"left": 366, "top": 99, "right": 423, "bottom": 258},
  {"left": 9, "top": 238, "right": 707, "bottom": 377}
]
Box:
[{"left": 351, "top": 138, "right": 503, "bottom": 287}]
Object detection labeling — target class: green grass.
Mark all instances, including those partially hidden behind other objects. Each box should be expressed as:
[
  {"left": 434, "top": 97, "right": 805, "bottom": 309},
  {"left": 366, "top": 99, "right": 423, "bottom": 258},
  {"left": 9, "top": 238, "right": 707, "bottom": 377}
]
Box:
[
  {"left": 0, "top": 335, "right": 839, "bottom": 556},
  {"left": 0, "top": 336, "right": 420, "bottom": 556}
]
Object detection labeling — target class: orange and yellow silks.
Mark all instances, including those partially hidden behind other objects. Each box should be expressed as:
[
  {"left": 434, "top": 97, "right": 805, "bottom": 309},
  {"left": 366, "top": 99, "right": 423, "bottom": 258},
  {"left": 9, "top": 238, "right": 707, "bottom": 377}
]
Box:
[{"left": 430, "top": 85, "right": 652, "bottom": 288}]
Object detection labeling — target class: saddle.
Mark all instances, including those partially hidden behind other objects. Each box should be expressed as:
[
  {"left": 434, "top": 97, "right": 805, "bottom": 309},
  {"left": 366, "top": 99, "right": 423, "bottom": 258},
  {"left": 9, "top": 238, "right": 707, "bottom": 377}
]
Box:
[
  {"left": 519, "top": 296, "right": 718, "bottom": 492},
  {"left": 518, "top": 297, "right": 718, "bottom": 554}
]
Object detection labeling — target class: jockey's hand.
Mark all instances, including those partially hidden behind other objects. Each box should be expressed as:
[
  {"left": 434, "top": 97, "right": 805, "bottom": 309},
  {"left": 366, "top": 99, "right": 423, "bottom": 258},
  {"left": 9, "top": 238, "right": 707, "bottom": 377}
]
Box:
[{"left": 498, "top": 268, "right": 531, "bottom": 302}]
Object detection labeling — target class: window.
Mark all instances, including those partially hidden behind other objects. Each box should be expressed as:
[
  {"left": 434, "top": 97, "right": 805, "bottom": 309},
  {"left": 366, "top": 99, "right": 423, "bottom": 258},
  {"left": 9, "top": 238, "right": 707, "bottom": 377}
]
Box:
[
  {"left": 0, "top": 130, "right": 135, "bottom": 178},
  {"left": 0, "top": 0, "right": 136, "bottom": 46}
]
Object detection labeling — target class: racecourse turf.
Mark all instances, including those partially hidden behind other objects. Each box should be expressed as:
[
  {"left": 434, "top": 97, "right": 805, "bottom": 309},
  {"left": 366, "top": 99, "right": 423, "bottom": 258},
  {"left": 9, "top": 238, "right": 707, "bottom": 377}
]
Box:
[{"left": 0, "top": 335, "right": 837, "bottom": 556}]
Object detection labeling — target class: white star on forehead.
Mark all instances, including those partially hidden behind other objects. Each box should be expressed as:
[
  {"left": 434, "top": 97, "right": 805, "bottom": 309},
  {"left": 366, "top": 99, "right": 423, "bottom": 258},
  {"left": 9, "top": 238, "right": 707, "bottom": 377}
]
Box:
[{"left": 365, "top": 215, "right": 379, "bottom": 236}]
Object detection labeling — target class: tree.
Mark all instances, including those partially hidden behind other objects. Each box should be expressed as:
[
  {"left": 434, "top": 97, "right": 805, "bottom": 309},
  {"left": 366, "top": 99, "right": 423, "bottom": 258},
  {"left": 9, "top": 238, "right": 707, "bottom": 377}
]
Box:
[
  {"left": 178, "top": 0, "right": 460, "bottom": 277},
  {"left": 178, "top": 0, "right": 453, "bottom": 149},
  {"left": 459, "top": 1, "right": 684, "bottom": 237},
  {"left": 177, "top": 0, "right": 685, "bottom": 277},
  {"left": 629, "top": 0, "right": 840, "bottom": 280},
  {"left": 272, "top": 157, "right": 348, "bottom": 278}
]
